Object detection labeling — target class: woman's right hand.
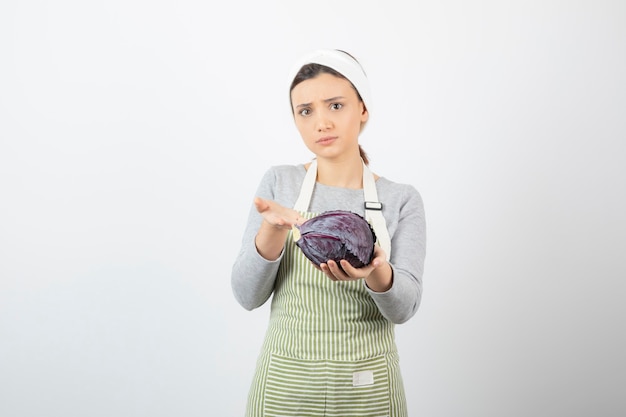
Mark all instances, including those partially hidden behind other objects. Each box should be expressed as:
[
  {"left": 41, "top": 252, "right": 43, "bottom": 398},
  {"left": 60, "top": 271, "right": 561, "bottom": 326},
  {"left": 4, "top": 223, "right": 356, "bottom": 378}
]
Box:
[
  {"left": 253, "top": 197, "right": 302, "bottom": 261},
  {"left": 254, "top": 197, "right": 303, "bottom": 230}
]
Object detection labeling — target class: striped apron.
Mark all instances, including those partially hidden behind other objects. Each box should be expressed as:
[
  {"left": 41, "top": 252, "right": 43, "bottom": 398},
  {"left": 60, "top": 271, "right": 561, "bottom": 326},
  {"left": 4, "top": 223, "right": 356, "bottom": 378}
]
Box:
[{"left": 245, "top": 161, "right": 407, "bottom": 417}]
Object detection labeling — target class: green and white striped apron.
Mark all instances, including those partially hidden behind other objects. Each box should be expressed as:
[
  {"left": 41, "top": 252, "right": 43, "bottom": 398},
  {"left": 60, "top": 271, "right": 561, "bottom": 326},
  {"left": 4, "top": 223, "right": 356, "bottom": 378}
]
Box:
[{"left": 245, "top": 161, "right": 407, "bottom": 417}]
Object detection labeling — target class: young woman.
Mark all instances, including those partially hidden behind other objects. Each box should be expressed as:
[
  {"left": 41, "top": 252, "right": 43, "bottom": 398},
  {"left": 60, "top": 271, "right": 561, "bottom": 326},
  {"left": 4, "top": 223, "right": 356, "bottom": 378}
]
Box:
[{"left": 231, "top": 49, "right": 427, "bottom": 417}]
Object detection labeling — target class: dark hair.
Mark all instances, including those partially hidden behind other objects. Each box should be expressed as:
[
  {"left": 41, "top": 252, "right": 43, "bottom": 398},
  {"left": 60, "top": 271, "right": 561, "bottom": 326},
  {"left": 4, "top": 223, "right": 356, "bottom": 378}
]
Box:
[{"left": 289, "top": 62, "right": 370, "bottom": 165}]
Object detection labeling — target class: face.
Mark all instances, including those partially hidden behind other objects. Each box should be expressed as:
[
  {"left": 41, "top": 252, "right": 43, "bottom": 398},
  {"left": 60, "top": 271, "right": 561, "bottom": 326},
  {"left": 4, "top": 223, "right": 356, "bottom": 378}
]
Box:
[{"left": 290, "top": 73, "right": 369, "bottom": 161}]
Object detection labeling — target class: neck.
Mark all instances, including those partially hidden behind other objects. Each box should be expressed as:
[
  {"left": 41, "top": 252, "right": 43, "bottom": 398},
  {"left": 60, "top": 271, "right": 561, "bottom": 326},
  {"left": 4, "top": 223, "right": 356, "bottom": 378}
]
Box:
[{"left": 315, "top": 156, "right": 364, "bottom": 189}]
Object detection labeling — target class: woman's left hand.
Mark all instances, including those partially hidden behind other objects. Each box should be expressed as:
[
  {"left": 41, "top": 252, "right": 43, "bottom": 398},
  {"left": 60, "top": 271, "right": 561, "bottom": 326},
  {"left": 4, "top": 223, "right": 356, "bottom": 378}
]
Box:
[{"left": 318, "top": 245, "right": 393, "bottom": 291}]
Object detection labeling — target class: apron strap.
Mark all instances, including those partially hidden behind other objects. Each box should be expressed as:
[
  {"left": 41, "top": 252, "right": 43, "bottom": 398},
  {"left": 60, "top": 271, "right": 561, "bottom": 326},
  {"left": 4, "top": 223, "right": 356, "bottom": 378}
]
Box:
[
  {"left": 362, "top": 162, "right": 392, "bottom": 261},
  {"left": 293, "top": 159, "right": 392, "bottom": 260},
  {"left": 293, "top": 159, "right": 318, "bottom": 212}
]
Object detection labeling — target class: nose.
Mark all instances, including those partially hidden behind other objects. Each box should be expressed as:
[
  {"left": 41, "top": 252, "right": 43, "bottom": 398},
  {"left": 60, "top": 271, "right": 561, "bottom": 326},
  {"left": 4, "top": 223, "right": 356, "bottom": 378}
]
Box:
[{"left": 316, "top": 112, "right": 333, "bottom": 132}]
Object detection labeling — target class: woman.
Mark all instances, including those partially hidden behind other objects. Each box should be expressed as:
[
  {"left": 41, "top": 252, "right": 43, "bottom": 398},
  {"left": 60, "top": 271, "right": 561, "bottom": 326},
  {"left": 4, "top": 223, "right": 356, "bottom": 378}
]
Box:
[{"left": 231, "top": 49, "right": 426, "bottom": 417}]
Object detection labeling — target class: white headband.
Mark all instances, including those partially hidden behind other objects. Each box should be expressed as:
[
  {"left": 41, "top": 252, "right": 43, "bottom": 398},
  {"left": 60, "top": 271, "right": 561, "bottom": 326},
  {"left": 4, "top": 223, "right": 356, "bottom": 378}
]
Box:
[{"left": 288, "top": 49, "right": 372, "bottom": 120}]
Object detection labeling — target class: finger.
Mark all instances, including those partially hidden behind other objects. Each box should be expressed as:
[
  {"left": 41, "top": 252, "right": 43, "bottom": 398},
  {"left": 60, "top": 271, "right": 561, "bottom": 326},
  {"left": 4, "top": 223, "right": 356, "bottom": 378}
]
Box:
[
  {"left": 340, "top": 260, "right": 370, "bottom": 278},
  {"left": 338, "top": 260, "right": 359, "bottom": 276},
  {"left": 320, "top": 263, "right": 338, "bottom": 281},
  {"left": 327, "top": 260, "right": 349, "bottom": 280}
]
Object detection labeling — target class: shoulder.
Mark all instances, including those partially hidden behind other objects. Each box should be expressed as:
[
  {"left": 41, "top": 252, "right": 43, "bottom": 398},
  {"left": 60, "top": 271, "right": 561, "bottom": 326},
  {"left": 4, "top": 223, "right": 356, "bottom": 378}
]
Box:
[
  {"left": 268, "top": 163, "right": 306, "bottom": 176},
  {"left": 377, "top": 177, "right": 422, "bottom": 199},
  {"left": 256, "top": 164, "right": 307, "bottom": 205},
  {"left": 261, "top": 164, "right": 306, "bottom": 185},
  {"left": 376, "top": 176, "right": 425, "bottom": 214}
]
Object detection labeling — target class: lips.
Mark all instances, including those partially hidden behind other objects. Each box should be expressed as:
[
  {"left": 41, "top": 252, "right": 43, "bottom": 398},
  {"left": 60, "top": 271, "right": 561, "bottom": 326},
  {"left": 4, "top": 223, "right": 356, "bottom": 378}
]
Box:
[{"left": 316, "top": 136, "right": 337, "bottom": 144}]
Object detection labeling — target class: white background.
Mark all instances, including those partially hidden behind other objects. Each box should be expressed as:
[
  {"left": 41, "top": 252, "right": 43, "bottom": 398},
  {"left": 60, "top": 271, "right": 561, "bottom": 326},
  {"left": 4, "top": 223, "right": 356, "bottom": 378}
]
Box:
[{"left": 1, "top": 1, "right": 625, "bottom": 416}]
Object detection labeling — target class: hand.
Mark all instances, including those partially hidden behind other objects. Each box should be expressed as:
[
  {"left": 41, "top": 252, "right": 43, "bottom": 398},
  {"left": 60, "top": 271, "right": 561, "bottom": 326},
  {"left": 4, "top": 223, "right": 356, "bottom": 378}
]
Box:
[
  {"left": 318, "top": 245, "right": 390, "bottom": 285},
  {"left": 254, "top": 197, "right": 303, "bottom": 230}
]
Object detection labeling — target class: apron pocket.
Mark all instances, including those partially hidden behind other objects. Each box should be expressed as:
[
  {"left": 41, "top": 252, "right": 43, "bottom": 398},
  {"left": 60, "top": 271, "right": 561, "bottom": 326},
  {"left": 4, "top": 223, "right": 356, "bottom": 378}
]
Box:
[{"left": 264, "top": 353, "right": 391, "bottom": 417}]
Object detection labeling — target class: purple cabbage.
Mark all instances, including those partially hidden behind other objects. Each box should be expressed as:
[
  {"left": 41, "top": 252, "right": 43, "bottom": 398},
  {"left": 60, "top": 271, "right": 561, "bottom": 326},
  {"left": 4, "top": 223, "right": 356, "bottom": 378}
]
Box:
[{"left": 293, "top": 210, "right": 377, "bottom": 269}]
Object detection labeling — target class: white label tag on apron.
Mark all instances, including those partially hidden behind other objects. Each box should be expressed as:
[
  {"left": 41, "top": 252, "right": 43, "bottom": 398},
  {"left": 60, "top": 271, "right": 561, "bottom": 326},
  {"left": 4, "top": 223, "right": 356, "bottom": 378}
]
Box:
[{"left": 352, "top": 370, "right": 374, "bottom": 387}]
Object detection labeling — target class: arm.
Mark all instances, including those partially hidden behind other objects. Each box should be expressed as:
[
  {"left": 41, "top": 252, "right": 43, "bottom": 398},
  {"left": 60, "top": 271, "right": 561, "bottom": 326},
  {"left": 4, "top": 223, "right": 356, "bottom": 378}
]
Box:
[
  {"left": 231, "top": 169, "right": 302, "bottom": 311},
  {"left": 365, "top": 186, "right": 426, "bottom": 323}
]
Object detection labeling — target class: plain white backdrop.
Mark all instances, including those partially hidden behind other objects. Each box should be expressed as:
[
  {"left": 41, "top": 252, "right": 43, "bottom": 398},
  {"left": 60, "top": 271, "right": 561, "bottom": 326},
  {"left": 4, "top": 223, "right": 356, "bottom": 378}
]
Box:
[{"left": 1, "top": 1, "right": 625, "bottom": 416}]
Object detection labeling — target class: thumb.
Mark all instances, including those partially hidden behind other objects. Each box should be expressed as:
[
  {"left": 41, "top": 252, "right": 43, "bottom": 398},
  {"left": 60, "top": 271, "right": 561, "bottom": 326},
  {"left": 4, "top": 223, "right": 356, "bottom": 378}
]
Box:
[{"left": 371, "top": 259, "right": 383, "bottom": 268}]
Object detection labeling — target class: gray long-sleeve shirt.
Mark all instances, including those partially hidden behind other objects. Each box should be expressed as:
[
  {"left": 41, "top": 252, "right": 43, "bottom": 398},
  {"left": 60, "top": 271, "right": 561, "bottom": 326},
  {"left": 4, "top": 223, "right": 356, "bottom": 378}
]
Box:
[{"left": 231, "top": 164, "right": 426, "bottom": 324}]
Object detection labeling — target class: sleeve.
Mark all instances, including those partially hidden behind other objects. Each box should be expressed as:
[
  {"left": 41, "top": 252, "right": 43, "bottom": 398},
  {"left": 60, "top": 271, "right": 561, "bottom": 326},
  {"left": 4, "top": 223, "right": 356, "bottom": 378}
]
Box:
[
  {"left": 230, "top": 168, "right": 284, "bottom": 311},
  {"left": 365, "top": 185, "right": 427, "bottom": 324}
]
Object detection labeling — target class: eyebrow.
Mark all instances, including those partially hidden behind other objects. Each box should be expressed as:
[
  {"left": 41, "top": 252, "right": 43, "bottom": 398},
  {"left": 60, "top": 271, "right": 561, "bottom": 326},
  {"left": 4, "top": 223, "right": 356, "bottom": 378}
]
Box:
[{"left": 295, "top": 96, "right": 346, "bottom": 109}]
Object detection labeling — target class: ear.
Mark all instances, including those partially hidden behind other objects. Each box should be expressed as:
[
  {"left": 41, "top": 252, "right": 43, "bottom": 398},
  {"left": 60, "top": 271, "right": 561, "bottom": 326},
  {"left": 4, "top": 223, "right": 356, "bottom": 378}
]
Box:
[{"left": 360, "top": 103, "right": 369, "bottom": 123}]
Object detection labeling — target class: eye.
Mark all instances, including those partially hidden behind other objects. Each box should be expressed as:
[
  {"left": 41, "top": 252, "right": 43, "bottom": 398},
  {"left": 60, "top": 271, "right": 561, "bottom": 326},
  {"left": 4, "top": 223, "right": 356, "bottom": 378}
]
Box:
[
  {"left": 299, "top": 108, "right": 311, "bottom": 117},
  {"left": 330, "top": 103, "right": 343, "bottom": 110}
]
